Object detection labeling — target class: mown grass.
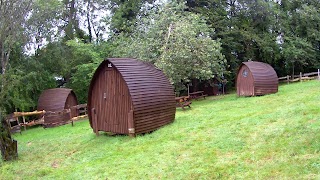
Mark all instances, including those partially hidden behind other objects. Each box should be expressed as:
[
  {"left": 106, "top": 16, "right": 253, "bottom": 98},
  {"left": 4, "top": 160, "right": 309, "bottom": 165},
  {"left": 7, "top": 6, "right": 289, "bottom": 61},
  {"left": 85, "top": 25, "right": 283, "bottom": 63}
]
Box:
[{"left": 1, "top": 80, "right": 319, "bottom": 179}]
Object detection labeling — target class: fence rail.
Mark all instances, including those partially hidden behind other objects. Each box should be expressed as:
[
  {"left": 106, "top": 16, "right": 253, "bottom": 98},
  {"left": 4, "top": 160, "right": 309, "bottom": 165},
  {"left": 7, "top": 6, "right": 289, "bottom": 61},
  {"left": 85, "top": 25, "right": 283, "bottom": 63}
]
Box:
[
  {"left": 278, "top": 69, "right": 320, "bottom": 83},
  {"left": 7, "top": 104, "right": 88, "bottom": 131}
]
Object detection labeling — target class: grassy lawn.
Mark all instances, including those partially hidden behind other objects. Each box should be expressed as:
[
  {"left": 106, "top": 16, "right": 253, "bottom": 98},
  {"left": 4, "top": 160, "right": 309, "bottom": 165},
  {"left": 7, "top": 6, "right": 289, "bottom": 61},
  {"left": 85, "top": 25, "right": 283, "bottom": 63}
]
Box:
[{"left": 1, "top": 80, "right": 319, "bottom": 179}]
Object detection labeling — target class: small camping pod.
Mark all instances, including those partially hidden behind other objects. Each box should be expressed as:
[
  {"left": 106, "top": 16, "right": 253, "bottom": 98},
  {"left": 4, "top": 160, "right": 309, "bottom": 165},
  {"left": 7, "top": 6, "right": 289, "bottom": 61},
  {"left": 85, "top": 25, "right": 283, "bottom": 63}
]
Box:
[
  {"left": 88, "top": 58, "right": 176, "bottom": 136},
  {"left": 236, "top": 61, "right": 278, "bottom": 96},
  {"left": 37, "top": 88, "right": 79, "bottom": 126}
]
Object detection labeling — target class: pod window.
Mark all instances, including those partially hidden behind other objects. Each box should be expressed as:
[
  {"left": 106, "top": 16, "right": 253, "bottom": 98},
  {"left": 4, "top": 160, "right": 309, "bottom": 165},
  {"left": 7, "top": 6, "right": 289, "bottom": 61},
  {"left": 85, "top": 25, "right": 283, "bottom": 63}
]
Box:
[{"left": 242, "top": 69, "right": 248, "bottom": 77}]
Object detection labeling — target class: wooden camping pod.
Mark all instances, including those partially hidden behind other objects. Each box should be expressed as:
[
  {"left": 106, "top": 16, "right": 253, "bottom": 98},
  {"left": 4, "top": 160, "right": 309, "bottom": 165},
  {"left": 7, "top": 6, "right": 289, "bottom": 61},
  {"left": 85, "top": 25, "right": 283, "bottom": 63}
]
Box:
[
  {"left": 37, "top": 88, "right": 79, "bottom": 127},
  {"left": 236, "top": 61, "right": 278, "bottom": 96},
  {"left": 87, "top": 58, "right": 176, "bottom": 136}
]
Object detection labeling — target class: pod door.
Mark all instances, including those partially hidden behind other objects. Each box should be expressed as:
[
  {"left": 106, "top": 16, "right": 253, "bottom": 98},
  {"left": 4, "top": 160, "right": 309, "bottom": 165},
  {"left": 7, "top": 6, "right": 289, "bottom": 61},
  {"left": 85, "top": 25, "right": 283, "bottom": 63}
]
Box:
[
  {"left": 65, "top": 94, "right": 78, "bottom": 118},
  {"left": 91, "top": 63, "right": 132, "bottom": 134},
  {"left": 237, "top": 66, "right": 254, "bottom": 96}
]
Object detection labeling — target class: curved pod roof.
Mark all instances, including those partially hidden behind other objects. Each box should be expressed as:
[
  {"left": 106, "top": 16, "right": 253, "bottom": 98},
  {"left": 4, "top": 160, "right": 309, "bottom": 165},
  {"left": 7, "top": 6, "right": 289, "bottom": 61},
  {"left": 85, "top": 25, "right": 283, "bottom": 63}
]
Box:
[
  {"left": 37, "top": 88, "right": 79, "bottom": 127},
  {"left": 237, "top": 61, "right": 278, "bottom": 96},
  {"left": 38, "top": 88, "right": 79, "bottom": 112},
  {"left": 88, "top": 58, "right": 176, "bottom": 136}
]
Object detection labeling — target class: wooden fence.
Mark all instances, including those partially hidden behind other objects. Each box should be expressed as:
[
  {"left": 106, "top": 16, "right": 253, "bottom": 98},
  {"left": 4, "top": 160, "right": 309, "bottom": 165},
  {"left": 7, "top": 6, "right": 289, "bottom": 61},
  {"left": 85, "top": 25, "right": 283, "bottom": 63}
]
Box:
[
  {"left": 43, "top": 104, "right": 88, "bottom": 128},
  {"left": 278, "top": 69, "right": 320, "bottom": 83},
  {"left": 7, "top": 104, "right": 88, "bottom": 132}
]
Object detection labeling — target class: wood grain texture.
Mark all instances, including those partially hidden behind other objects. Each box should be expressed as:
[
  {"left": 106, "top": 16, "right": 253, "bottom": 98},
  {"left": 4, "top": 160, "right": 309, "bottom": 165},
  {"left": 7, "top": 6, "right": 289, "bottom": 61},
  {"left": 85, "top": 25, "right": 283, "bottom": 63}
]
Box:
[
  {"left": 37, "top": 88, "right": 79, "bottom": 126},
  {"left": 88, "top": 58, "right": 176, "bottom": 136},
  {"left": 237, "top": 61, "right": 278, "bottom": 96}
]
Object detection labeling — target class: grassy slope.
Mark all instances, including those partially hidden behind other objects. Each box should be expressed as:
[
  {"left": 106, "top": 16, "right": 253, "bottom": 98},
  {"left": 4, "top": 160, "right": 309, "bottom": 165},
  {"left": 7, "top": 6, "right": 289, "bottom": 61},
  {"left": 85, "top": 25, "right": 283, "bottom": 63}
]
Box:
[{"left": 0, "top": 80, "right": 319, "bottom": 179}]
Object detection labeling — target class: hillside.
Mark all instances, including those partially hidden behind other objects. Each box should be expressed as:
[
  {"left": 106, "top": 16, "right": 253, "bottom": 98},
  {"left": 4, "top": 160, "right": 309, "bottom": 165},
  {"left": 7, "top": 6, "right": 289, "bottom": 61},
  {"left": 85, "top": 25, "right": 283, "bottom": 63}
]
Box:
[{"left": 1, "top": 80, "right": 319, "bottom": 179}]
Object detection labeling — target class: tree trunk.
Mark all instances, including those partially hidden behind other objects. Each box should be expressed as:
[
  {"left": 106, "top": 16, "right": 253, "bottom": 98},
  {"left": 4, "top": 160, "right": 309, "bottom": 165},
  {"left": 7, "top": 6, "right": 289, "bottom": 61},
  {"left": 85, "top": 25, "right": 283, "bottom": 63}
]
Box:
[
  {"left": 0, "top": 114, "right": 18, "bottom": 161},
  {"left": 292, "top": 62, "right": 295, "bottom": 80},
  {"left": 86, "top": 0, "right": 92, "bottom": 43}
]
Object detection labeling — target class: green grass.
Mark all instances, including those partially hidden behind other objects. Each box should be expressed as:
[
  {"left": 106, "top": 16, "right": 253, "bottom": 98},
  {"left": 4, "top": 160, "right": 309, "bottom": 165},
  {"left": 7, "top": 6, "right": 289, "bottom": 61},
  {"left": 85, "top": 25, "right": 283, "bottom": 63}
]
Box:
[{"left": 1, "top": 80, "right": 320, "bottom": 179}]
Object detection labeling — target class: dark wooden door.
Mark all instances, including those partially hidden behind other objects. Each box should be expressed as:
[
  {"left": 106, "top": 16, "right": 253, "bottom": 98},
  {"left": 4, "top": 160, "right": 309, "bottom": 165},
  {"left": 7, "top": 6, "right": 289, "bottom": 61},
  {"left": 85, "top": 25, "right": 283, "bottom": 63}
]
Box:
[
  {"left": 105, "top": 66, "right": 119, "bottom": 126},
  {"left": 237, "top": 66, "right": 254, "bottom": 96},
  {"left": 91, "top": 63, "right": 132, "bottom": 134},
  {"left": 65, "top": 95, "right": 78, "bottom": 118}
]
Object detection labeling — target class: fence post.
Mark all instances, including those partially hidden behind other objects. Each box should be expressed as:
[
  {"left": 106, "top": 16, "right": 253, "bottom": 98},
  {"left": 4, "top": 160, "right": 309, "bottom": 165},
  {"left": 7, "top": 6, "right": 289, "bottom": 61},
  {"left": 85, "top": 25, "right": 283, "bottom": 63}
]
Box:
[
  {"left": 318, "top": 69, "right": 320, "bottom": 80},
  {"left": 22, "top": 116, "right": 26, "bottom": 131},
  {"left": 286, "top": 75, "right": 289, "bottom": 84},
  {"left": 299, "top": 72, "right": 302, "bottom": 82}
]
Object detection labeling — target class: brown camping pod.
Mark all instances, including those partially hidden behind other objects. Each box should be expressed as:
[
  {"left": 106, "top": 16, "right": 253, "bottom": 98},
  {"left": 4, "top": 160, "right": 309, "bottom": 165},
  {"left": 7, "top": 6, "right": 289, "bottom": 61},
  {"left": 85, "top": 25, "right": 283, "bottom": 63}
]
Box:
[
  {"left": 88, "top": 58, "right": 176, "bottom": 136},
  {"left": 37, "top": 88, "right": 79, "bottom": 127},
  {"left": 236, "top": 61, "right": 278, "bottom": 96}
]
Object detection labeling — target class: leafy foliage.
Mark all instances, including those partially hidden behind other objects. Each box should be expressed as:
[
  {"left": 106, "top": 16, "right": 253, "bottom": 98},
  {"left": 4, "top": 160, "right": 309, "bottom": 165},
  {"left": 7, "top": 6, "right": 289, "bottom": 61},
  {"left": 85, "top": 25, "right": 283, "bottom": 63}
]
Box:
[
  {"left": 112, "top": 2, "right": 226, "bottom": 90},
  {"left": 0, "top": 0, "right": 32, "bottom": 81},
  {"left": 65, "top": 39, "right": 106, "bottom": 103},
  {"left": 108, "top": 0, "right": 155, "bottom": 33},
  {"left": 3, "top": 47, "right": 56, "bottom": 112},
  {"left": 185, "top": 0, "right": 320, "bottom": 81}
]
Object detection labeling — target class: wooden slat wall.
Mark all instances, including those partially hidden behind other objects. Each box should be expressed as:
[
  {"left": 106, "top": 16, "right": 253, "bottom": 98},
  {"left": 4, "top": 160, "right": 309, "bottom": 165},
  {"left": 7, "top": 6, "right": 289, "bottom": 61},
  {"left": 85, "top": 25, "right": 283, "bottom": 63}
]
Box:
[
  {"left": 88, "top": 58, "right": 176, "bottom": 135},
  {"left": 38, "top": 88, "right": 79, "bottom": 123},
  {"left": 237, "top": 61, "right": 278, "bottom": 96},
  {"left": 109, "top": 58, "right": 175, "bottom": 135}
]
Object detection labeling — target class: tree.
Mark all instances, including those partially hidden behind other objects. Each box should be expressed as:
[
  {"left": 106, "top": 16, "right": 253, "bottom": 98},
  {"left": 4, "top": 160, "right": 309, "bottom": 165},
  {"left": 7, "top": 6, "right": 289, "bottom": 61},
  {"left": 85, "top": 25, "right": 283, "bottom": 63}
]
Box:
[
  {"left": 281, "top": 36, "right": 316, "bottom": 77},
  {"left": 108, "top": 0, "right": 155, "bottom": 34},
  {"left": 80, "top": 0, "right": 109, "bottom": 43},
  {"left": 0, "top": 0, "right": 32, "bottom": 78},
  {"left": 112, "top": 2, "right": 226, "bottom": 91},
  {"left": 184, "top": 0, "right": 318, "bottom": 80},
  {"left": 0, "top": 112, "right": 18, "bottom": 161},
  {"left": 1, "top": 0, "right": 64, "bottom": 113},
  {"left": 4, "top": 55, "right": 56, "bottom": 112},
  {"left": 0, "top": 0, "right": 34, "bottom": 113},
  {"left": 26, "top": 0, "right": 63, "bottom": 52},
  {"left": 298, "top": 3, "right": 320, "bottom": 68},
  {"left": 62, "top": 0, "right": 83, "bottom": 41},
  {"left": 277, "top": 0, "right": 319, "bottom": 74},
  {"left": 65, "top": 39, "right": 107, "bottom": 103}
]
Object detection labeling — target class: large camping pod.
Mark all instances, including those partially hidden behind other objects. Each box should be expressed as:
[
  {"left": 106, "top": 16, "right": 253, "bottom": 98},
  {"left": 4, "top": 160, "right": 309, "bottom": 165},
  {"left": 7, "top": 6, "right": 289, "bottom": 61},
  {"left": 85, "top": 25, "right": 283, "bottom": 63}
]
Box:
[
  {"left": 88, "top": 58, "right": 176, "bottom": 136},
  {"left": 37, "top": 88, "right": 79, "bottom": 127},
  {"left": 236, "top": 61, "right": 278, "bottom": 96}
]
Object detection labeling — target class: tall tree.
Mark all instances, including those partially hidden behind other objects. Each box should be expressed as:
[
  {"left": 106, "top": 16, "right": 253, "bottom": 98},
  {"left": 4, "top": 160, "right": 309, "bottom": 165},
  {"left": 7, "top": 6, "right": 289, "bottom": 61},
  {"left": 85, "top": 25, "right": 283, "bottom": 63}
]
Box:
[
  {"left": 0, "top": 0, "right": 33, "bottom": 112},
  {"left": 79, "top": 0, "right": 109, "bottom": 43},
  {"left": 109, "top": 0, "right": 155, "bottom": 34},
  {"left": 65, "top": 39, "right": 107, "bottom": 102},
  {"left": 26, "top": 0, "right": 63, "bottom": 53},
  {"left": 112, "top": 2, "right": 226, "bottom": 91},
  {"left": 1, "top": 0, "right": 63, "bottom": 112},
  {"left": 0, "top": 0, "right": 32, "bottom": 77},
  {"left": 4, "top": 53, "right": 56, "bottom": 112},
  {"left": 278, "top": 0, "right": 319, "bottom": 74},
  {"left": 185, "top": 0, "right": 320, "bottom": 79}
]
